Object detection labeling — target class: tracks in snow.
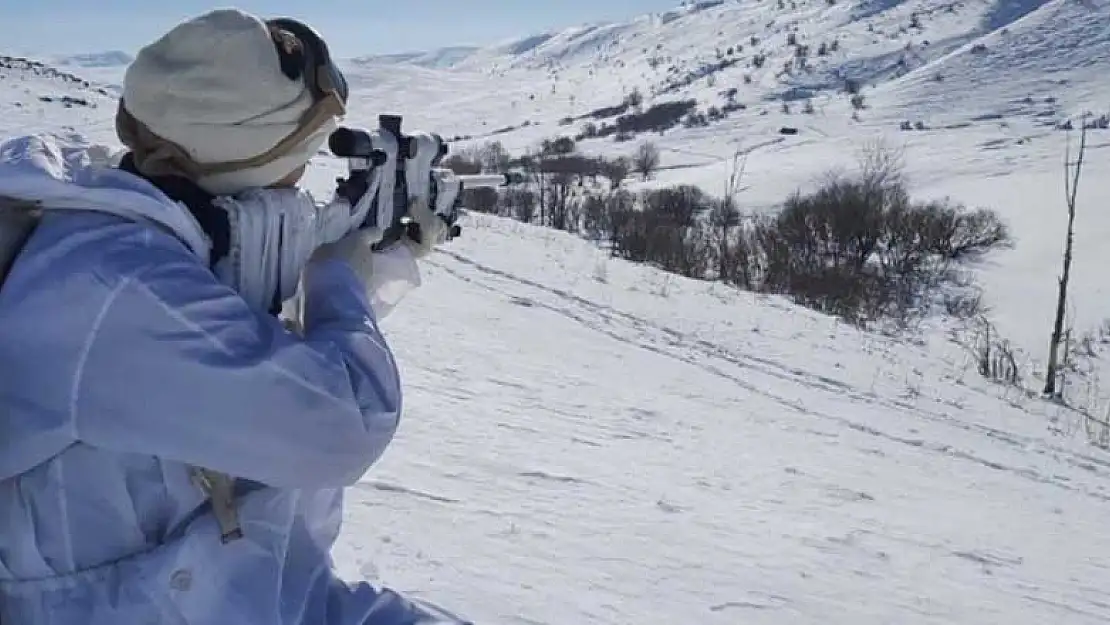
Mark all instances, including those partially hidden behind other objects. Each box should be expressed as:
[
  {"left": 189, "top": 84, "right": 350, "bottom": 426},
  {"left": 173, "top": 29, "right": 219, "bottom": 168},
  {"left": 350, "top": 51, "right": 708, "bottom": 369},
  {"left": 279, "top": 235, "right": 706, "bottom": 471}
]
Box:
[{"left": 431, "top": 249, "right": 1110, "bottom": 502}]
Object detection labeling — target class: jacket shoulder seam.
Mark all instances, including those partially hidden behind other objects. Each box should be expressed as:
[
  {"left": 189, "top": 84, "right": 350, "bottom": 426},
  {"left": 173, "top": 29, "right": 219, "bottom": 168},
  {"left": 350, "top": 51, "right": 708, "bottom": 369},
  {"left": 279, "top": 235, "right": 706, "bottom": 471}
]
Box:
[{"left": 70, "top": 275, "right": 138, "bottom": 432}]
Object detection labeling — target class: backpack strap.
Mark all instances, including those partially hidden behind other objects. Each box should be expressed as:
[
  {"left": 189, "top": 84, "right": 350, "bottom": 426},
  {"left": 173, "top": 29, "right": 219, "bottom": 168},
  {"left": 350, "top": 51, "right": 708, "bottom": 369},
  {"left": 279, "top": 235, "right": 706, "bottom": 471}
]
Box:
[{"left": 189, "top": 468, "right": 244, "bottom": 543}]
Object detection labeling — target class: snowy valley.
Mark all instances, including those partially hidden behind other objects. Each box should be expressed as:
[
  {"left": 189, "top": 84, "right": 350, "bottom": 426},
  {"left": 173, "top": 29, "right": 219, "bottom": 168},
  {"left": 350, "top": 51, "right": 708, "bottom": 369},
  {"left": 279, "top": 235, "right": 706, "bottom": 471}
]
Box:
[{"left": 3, "top": 0, "right": 1110, "bottom": 622}]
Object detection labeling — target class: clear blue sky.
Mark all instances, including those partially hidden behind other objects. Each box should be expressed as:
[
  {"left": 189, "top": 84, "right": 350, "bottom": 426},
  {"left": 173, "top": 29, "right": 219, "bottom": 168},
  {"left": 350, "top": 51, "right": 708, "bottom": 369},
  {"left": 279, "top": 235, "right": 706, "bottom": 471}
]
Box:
[{"left": 4, "top": 1, "right": 685, "bottom": 58}]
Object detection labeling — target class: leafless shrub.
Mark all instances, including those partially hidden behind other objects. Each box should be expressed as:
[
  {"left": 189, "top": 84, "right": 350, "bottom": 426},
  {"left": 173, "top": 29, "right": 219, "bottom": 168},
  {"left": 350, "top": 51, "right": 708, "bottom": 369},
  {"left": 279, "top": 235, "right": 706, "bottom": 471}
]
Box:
[{"left": 633, "top": 141, "right": 662, "bottom": 180}]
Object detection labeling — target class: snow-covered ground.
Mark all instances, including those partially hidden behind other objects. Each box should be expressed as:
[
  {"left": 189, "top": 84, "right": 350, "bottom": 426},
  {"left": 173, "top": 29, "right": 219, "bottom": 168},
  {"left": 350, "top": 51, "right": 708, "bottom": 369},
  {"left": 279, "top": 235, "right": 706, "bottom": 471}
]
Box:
[
  {"left": 357, "top": 214, "right": 1110, "bottom": 625},
  {"left": 3, "top": 0, "right": 1110, "bottom": 622}
]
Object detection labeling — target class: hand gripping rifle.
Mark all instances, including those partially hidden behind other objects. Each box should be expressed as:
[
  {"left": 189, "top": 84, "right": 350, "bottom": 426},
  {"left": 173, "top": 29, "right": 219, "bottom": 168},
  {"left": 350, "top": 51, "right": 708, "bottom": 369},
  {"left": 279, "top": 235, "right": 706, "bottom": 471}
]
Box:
[{"left": 328, "top": 114, "right": 522, "bottom": 251}]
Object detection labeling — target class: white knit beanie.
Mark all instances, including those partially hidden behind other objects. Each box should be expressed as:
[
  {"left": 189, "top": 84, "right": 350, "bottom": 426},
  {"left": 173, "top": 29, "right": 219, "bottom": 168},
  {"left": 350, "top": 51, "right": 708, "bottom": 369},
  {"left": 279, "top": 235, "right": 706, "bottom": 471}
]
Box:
[{"left": 122, "top": 9, "right": 336, "bottom": 195}]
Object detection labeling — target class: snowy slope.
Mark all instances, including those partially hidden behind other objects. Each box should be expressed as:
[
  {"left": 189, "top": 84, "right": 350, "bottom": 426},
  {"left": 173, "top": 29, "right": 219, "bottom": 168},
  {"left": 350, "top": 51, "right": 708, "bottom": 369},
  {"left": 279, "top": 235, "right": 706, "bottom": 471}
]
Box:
[
  {"left": 350, "top": 47, "right": 480, "bottom": 70},
  {"left": 874, "top": 0, "right": 1110, "bottom": 123},
  {"left": 2, "top": 4, "right": 1110, "bottom": 621},
  {"left": 333, "top": 212, "right": 1110, "bottom": 625},
  {"left": 331, "top": 0, "right": 1110, "bottom": 389},
  {"left": 340, "top": 0, "right": 1110, "bottom": 141}
]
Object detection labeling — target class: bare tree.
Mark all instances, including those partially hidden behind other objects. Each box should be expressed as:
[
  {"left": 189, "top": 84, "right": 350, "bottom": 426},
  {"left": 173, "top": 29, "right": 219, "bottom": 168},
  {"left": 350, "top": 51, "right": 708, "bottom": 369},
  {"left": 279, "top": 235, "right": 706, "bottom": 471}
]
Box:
[
  {"left": 501, "top": 188, "right": 536, "bottom": 223},
  {"left": 625, "top": 87, "right": 644, "bottom": 109},
  {"left": 1044, "top": 120, "right": 1088, "bottom": 398},
  {"left": 710, "top": 149, "right": 748, "bottom": 284},
  {"left": 858, "top": 137, "right": 906, "bottom": 191},
  {"left": 633, "top": 141, "right": 661, "bottom": 180},
  {"left": 602, "top": 157, "right": 631, "bottom": 190},
  {"left": 581, "top": 193, "right": 609, "bottom": 241},
  {"left": 477, "top": 141, "right": 511, "bottom": 173}
]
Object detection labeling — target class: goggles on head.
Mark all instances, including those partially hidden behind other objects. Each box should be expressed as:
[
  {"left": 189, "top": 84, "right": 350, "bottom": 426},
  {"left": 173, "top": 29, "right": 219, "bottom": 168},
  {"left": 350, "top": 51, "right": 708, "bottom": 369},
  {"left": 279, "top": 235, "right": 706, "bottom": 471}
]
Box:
[
  {"left": 266, "top": 17, "right": 349, "bottom": 106},
  {"left": 186, "top": 17, "right": 349, "bottom": 178}
]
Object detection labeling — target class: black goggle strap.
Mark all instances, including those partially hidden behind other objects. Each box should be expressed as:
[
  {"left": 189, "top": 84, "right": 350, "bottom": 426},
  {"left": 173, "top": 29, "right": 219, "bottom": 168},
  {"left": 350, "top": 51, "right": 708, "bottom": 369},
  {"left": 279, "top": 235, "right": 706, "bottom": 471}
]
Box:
[{"left": 266, "top": 18, "right": 349, "bottom": 105}]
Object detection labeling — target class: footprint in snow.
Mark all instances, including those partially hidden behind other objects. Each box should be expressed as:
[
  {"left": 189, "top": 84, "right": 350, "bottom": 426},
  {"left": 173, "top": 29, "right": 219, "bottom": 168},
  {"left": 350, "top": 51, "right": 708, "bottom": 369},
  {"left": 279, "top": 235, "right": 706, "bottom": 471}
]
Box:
[
  {"left": 656, "top": 499, "right": 684, "bottom": 513},
  {"left": 355, "top": 481, "right": 460, "bottom": 504},
  {"left": 517, "top": 470, "right": 589, "bottom": 485}
]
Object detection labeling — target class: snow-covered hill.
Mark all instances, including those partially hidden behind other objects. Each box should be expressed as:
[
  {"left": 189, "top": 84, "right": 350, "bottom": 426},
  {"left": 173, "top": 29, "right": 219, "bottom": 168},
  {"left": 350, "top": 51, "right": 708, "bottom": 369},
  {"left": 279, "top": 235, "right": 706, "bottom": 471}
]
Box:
[
  {"left": 340, "top": 212, "right": 1110, "bottom": 625},
  {"left": 351, "top": 46, "right": 480, "bottom": 70},
  {"left": 330, "top": 0, "right": 1110, "bottom": 386},
  {"left": 341, "top": 0, "right": 1109, "bottom": 139},
  {"left": 876, "top": 0, "right": 1110, "bottom": 124},
  {"left": 2, "top": 1, "right": 1110, "bottom": 621}
]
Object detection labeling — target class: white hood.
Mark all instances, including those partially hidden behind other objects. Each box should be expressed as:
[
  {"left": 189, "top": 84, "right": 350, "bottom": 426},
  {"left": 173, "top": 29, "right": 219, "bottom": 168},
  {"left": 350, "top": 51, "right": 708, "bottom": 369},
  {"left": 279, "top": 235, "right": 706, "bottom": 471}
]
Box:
[{"left": 0, "top": 133, "right": 210, "bottom": 261}]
